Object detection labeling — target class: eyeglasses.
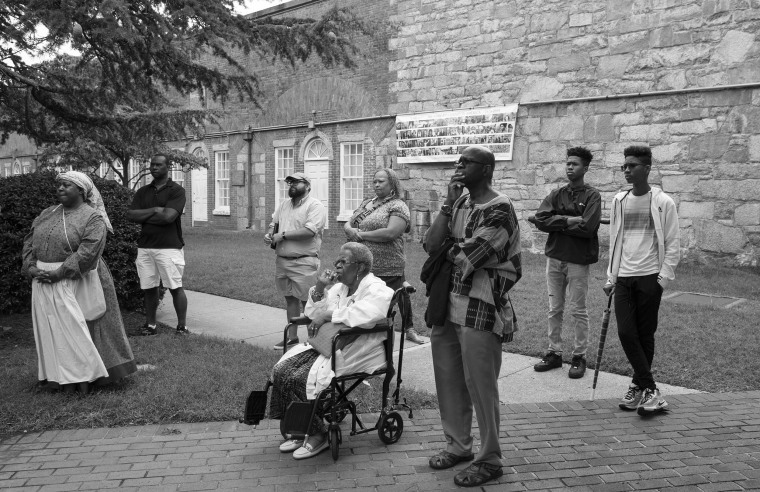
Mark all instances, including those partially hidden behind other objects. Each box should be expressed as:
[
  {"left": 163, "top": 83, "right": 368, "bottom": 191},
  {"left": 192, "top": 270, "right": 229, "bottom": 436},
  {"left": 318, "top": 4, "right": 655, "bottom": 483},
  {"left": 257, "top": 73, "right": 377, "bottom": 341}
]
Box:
[
  {"left": 333, "top": 259, "right": 358, "bottom": 268},
  {"left": 456, "top": 158, "right": 486, "bottom": 167},
  {"left": 286, "top": 180, "right": 305, "bottom": 185},
  {"left": 620, "top": 163, "right": 643, "bottom": 171}
]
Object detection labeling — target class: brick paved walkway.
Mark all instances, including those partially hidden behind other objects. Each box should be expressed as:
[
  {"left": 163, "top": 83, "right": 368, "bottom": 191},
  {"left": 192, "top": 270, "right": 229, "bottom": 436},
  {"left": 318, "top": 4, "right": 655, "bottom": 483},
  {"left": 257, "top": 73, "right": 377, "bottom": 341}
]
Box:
[{"left": 2, "top": 391, "right": 759, "bottom": 491}]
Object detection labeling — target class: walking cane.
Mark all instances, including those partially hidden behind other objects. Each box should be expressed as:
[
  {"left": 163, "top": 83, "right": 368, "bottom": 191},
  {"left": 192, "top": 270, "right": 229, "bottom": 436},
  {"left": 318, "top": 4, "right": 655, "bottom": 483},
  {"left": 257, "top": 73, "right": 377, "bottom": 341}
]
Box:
[{"left": 590, "top": 291, "right": 614, "bottom": 401}]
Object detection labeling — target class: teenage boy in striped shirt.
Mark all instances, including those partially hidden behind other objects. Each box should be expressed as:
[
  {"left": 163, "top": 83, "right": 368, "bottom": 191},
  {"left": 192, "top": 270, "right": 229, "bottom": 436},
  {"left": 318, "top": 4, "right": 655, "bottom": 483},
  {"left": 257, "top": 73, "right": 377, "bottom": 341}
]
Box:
[{"left": 604, "top": 145, "right": 680, "bottom": 416}]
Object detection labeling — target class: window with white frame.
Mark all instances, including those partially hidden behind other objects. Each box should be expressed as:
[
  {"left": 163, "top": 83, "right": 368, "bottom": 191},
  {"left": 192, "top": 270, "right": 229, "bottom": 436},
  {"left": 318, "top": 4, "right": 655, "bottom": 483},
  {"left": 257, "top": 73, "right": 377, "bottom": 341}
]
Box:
[
  {"left": 113, "top": 160, "right": 124, "bottom": 185},
  {"left": 98, "top": 162, "right": 110, "bottom": 179},
  {"left": 274, "top": 147, "right": 294, "bottom": 205},
  {"left": 129, "top": 159, "right": 149, "bottom": 188},
  {"left": 12, "top": 160, "right": 21, "bottom": 175},
  {"left": 171, "top": 166, "right": 185, "bottom": 188},
  {"left": 339, "top": 143, "right": 364, "bottom": 220},
  {"left": 22, "top": 162, "right": 31, "bottom": 174},
  {"left": 213, "top": 151, "right": 230, "bottom": 214}
]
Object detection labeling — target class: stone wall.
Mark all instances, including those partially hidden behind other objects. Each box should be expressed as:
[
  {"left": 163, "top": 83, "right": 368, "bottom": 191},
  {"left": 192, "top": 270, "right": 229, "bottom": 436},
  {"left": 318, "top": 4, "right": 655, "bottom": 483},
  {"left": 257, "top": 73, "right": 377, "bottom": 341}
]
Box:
[{"left": 388, "top": 0, "right": 760, "bottom": 265}]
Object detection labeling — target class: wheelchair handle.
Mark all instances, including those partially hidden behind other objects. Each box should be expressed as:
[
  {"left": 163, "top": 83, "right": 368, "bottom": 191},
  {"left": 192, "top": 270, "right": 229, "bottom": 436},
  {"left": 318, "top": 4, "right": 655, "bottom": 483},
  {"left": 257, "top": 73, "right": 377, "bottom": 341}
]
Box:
[{"left": 401, "top": 281, "right": 416, "bottom": 294}]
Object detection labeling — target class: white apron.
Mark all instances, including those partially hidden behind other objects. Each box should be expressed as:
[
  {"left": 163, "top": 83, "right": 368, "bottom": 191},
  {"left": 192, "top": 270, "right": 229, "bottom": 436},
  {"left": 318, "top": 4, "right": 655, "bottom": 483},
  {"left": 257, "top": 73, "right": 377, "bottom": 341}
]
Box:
[{"left": 31, "top": 261, "right": 108, "bottom": 384}]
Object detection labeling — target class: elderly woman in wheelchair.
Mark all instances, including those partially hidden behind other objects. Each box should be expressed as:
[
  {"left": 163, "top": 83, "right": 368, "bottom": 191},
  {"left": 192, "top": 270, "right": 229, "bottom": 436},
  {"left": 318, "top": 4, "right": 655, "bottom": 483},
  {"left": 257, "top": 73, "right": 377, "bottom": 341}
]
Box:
[{"left": 270, "top": 241, "right": 394, "bottom": 459}]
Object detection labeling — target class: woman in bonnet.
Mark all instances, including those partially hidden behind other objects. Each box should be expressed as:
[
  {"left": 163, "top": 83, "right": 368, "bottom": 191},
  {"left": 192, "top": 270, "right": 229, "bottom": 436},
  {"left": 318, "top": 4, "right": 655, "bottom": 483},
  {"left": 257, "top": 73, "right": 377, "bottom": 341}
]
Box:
[{"left": 22, "top": 171, "right": 137, "bottom": 394}]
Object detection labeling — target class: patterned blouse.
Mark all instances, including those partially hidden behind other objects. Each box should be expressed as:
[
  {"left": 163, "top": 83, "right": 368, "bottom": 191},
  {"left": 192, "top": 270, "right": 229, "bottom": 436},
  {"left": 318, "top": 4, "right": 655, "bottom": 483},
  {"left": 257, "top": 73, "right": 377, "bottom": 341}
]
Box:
[
  {"left": 22, "top": 204, "right": 107, "bottom": 279},
  {"left": 349, "top": 196, "right": 410, "bottom": 276}
]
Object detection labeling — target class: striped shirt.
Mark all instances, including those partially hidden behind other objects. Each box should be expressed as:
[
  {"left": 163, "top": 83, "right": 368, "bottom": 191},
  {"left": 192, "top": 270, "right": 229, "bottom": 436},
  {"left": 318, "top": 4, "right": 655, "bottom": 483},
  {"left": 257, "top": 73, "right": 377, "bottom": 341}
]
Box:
[
  {"left": 445, "top": 193, "right": 522, "bottom": 342},
  {"left": 619, "top": 193, "right": 659, "bottom": 277}
]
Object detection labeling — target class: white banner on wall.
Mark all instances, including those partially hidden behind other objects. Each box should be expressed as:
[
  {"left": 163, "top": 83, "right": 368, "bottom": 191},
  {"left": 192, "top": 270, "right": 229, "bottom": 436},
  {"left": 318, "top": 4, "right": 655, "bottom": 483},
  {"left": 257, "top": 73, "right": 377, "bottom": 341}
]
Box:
[{"left": 395, "top": 104, "right": 518, "bottom": 163}]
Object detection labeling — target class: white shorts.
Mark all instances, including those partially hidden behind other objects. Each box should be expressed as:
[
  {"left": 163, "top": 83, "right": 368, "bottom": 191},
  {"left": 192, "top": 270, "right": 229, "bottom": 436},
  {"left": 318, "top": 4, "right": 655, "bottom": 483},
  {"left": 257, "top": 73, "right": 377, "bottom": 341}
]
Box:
[{"left": 136, "top": 248, "right": 185, "bottom": 290}]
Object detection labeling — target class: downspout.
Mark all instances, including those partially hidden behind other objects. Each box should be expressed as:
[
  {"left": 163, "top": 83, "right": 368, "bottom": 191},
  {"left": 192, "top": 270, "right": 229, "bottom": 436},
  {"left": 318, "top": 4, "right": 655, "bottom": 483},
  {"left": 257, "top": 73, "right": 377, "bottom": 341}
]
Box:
[{"left": 243, "top": 127, "right": 255, "bottom": 229}]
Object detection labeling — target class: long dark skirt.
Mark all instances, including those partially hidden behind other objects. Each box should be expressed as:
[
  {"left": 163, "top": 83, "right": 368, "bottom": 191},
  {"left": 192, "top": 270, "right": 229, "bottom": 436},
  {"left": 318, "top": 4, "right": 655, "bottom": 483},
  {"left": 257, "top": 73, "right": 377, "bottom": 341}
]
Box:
[
  {"left": 87, "top": 259, "right": 137, "bottom": 385},
  {"left": 270, "top": 349, "right": 323, "bottom": 435}
]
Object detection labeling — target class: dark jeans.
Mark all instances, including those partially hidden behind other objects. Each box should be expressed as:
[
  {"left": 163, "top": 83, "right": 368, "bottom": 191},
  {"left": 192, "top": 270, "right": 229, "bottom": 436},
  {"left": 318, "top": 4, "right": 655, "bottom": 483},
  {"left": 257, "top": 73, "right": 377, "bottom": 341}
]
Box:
[
  {"left": 378, "top": 275, "right": 414, "bottom": 331},
  {"left": 614, "top": 274, "right": 663, "bottom": 391}
]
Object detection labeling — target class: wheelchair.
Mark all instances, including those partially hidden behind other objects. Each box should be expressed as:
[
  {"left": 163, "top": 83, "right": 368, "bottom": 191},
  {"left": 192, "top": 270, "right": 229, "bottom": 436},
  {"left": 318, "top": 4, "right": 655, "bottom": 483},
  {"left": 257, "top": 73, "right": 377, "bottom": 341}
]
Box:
[{"left": 240, "top": 284, "right": 416, "bottom": 461}]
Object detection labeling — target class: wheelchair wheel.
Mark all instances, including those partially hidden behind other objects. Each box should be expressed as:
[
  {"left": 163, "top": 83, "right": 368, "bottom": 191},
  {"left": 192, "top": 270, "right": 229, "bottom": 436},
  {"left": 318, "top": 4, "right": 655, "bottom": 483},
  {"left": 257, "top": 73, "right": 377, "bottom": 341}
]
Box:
[
  {"left": 378, "top": 411, "right": 403, "bottom": 444},
  {"left": 329, "top": 425, "right": 341, "bottom": 461}
]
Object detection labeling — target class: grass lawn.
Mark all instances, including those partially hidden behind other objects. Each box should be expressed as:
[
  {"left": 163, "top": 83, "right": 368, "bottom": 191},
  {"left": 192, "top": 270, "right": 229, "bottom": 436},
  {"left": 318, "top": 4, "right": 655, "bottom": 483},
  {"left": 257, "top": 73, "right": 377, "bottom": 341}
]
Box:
[
  {"left": 183, "top": 228, "right": 760, "bottom": 394},
  {"left": 0, "top": 309, "right": 437, "bottom": 440}
]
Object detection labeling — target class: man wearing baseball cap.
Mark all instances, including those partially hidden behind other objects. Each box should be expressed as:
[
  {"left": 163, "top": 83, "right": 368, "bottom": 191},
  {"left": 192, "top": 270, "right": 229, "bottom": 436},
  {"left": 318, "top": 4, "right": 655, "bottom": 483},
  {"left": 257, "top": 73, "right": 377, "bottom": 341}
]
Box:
[{"left": 265, "top": 172, "right": 327, "bottom": 350}]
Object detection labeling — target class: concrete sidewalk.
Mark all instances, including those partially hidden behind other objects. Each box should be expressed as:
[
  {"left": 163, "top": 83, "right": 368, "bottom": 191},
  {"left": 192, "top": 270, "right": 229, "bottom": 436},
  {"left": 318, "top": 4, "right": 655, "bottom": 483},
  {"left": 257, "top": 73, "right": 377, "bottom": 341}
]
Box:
[{"left": 157, "top": 290, "right": 700, "bottom": 404}]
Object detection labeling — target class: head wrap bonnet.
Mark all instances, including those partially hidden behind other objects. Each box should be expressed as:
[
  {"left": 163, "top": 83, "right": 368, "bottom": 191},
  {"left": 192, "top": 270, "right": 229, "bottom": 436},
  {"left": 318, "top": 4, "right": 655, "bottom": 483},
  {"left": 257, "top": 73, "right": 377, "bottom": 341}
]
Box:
[{"left": 56, "top": 171, "right": 114, "bottom": 233}]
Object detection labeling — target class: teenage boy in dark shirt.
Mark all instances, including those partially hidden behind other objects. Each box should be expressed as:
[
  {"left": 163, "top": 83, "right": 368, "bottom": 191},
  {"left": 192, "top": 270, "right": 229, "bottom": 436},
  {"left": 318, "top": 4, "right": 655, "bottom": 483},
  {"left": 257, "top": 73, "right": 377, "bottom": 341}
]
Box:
[{"left": 529, "top": 147, "right": 602, "bottom": 379}]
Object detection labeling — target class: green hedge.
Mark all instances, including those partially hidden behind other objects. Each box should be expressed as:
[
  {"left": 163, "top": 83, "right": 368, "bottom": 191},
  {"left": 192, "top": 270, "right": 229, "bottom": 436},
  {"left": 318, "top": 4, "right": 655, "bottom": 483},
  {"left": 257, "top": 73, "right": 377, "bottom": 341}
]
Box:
[{"left": 0, "top": 171, "right": 142, "bottom": 313}]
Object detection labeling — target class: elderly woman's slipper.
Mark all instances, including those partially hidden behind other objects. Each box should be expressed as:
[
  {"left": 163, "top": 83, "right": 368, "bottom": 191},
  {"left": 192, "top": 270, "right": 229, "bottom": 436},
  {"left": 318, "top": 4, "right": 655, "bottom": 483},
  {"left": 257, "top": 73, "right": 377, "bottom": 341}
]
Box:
[
  {"left": 428, "top": 450, "right": 475, "bottom": 470},
  {"left": 292, "top": 437, "right": 328, "bottom": 460},
  {"left": 453, "top": 462, "right": 504, "bottom": 487},
  {"left": 279, "top": 439, "right": 303, "bottom": 453}
]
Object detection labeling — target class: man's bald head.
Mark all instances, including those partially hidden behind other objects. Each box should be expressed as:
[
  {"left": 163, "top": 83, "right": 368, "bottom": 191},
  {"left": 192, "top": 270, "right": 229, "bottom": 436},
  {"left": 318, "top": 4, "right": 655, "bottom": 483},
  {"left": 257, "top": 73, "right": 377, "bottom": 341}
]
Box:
[{"left": 461, "top": 145, "right": 495, "bottom": 168}]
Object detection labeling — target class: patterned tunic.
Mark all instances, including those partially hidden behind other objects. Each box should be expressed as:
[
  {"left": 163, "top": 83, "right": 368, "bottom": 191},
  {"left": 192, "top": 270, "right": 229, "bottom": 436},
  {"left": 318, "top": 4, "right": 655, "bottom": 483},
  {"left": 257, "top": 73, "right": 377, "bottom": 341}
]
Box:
[
  {"left": 446, "top": 193, "right": 522, "bottom": 342},
  {"left": 349, "top": 197, "right": 410, "bottom": 276}
]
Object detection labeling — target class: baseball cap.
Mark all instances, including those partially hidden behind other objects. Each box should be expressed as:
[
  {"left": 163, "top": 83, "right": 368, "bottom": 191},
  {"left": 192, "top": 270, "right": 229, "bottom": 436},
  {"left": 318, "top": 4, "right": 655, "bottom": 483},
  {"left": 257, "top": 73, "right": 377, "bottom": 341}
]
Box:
[{"left": 285, "top": 172, "right": 311, "bottom": 185}]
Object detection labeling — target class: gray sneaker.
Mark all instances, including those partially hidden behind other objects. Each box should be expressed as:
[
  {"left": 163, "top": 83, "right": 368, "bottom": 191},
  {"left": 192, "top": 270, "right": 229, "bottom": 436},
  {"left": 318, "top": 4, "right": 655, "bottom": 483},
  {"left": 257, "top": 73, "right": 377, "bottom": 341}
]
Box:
[
  {"left": 619, "top": 384, "right": 643, "bottom": 411},
  {"left": 273, "top": 338, "right": 299, "bottom": 350},
  {"left": 637, "top": 388, "right": 669, "bottom": 416}
]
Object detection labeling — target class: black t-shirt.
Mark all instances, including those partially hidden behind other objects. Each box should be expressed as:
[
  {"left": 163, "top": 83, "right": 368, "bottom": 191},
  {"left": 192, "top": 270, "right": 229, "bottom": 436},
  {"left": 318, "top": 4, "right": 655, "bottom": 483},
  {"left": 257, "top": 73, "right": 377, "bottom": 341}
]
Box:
[{"left": 129, "top": 180, "right": 186, "bottom": 249}]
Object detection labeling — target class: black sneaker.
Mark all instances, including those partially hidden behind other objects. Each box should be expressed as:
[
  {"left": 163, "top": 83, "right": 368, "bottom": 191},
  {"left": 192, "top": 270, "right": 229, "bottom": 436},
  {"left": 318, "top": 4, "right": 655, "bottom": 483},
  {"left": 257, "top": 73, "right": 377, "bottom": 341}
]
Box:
[
  {"left": 568, "top": 355, "right": 586, "bottom": 379},
  {"left": 175, "top": 325, "right": 189, "bottom": 335},
  {"left": 273, "top": 338, "right": 299, "bottom": 350},
  {"left": 534, "top": 352, "right": 563, "bottom": 372},
  {"left": 140, "top": 324, "right": 157, "bottom": 336}
]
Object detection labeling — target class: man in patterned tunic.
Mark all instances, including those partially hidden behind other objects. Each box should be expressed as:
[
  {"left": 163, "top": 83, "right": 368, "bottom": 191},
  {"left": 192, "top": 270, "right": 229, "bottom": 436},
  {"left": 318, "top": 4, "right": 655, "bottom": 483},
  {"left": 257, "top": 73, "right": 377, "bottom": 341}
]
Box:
[{"left": 424, "top": 145, "right": 522, "bottom": 487}]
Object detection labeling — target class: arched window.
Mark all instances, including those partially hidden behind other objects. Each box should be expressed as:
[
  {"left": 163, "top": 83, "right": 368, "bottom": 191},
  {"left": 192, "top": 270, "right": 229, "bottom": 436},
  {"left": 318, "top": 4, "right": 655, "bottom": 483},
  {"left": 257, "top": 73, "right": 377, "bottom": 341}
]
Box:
[
  {"left": 305, "top": 140, "right": 330, "bottom": 160},
  {"left": 12, "top": 160, "right": 21, "bottom": 175}
]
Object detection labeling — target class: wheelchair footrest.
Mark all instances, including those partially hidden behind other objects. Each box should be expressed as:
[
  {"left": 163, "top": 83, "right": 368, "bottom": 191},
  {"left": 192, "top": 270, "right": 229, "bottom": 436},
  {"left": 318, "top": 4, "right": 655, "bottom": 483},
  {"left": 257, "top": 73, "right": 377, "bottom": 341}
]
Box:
[
  {"left": 282, "top": 401, "right": 317, "bottom": 436},
  {"left": 240, "top": 389, "right": 270, "bottom": 426}
]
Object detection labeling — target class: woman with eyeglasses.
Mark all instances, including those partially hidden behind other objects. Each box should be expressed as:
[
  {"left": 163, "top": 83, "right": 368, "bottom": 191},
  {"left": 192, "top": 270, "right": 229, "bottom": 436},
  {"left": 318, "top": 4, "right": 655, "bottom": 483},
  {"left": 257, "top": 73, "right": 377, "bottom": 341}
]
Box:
[
  {"left": 269, "top": 242, "right": 394, "bottom": 460},
  {"left": 343, "top": 168, "right": 425, "bottom": 344}
]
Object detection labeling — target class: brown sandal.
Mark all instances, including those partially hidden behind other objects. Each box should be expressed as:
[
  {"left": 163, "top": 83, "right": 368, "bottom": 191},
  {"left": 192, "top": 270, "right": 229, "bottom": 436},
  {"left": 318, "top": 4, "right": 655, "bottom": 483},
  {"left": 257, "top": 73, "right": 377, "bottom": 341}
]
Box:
[
  {"left": 428, "top": 450, "right": 475, "bottom": 470},
  {"left": 454, "top": 462, "right": 504, "bottom": 487}
]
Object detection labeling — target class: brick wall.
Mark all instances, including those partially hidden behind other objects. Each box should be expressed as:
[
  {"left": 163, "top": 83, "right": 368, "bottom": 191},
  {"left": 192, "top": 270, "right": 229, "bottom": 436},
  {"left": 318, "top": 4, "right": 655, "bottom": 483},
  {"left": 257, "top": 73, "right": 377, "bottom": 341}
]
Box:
[
  {"left": 175, "top": 0, "right": 397, "bottom": 234},
  {"left": 388, "top": 0, "right": 760, "bottom": 265}
]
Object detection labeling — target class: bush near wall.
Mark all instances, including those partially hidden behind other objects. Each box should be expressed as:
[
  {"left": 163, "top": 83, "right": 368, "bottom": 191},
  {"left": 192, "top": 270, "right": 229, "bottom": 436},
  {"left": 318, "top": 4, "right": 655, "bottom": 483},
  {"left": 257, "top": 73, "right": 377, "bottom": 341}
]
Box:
[{"left": 0, "top": 171, "right": 142, "bottom": 314}]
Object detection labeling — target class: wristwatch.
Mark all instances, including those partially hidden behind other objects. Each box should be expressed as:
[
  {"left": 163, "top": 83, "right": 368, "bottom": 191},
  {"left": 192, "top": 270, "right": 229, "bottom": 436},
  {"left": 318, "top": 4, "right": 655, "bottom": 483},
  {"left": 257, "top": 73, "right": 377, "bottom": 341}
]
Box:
[{"left": 440, "top": 204, "right": 453, "bottom": 217}]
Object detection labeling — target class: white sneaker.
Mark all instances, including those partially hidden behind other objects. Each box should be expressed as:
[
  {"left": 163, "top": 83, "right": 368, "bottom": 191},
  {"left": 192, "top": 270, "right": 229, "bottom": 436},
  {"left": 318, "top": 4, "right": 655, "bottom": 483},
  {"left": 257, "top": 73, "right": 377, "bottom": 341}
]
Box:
[
  {"left": 637, "top": 388, "right": 669, "bottom": 416},
  {"left": 619, "top": 384, "right": 643, "bottom": 411},
  {"left": 279, "top": 438, "right": 303, "bottom": 453}
]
